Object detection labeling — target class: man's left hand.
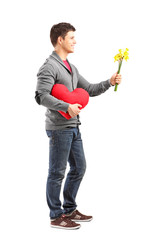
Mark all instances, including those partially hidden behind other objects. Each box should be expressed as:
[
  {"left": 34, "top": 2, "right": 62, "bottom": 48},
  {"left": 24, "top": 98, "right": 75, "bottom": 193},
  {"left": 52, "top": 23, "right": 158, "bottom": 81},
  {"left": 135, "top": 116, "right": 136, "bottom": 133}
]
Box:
[{"left": 110, "top": 73, "right": 122, "bottom": 86}]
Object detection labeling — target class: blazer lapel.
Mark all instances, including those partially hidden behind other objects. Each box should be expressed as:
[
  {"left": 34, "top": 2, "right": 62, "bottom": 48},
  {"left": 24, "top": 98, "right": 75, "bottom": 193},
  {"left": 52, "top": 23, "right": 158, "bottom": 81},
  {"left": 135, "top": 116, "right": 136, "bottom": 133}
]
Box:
[{"left": 50, "top": 51, "right": 71, "bottom": 74}]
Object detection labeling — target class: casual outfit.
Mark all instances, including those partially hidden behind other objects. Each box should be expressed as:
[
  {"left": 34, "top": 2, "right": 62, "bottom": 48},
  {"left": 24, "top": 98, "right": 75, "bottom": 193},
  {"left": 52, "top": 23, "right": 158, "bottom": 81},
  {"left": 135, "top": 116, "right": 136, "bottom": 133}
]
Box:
[{"left": 35, "top": 51, "right": 111, "bottom": 228}]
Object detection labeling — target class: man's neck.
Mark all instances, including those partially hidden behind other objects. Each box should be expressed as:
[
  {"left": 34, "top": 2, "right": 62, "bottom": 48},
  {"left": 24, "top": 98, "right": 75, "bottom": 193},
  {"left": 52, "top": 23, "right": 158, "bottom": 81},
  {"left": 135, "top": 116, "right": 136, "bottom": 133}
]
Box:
[{"left": 55, "top": 49, "right": 68, "bottom": 61}]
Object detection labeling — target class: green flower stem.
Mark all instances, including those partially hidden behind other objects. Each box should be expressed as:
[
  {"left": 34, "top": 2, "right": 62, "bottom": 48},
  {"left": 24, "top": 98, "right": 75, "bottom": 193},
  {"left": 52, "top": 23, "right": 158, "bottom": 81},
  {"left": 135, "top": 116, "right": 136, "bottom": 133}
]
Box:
[{"left": 114, "top": 60, "right": 122, "bottom": 91}]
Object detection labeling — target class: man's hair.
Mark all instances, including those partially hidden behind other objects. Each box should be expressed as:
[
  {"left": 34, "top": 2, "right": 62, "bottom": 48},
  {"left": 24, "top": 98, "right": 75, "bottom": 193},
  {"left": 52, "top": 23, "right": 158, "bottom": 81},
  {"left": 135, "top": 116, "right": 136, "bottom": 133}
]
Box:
[{"left": 50, "top": 22, "right": 76, "bottom": 47}]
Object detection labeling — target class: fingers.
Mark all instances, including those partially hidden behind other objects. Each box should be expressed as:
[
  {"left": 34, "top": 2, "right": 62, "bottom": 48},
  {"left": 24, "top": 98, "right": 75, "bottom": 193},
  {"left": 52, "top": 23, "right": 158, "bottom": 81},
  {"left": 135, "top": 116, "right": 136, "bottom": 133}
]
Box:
[
  {"left": 76, "top": 104, "right": 82, "bottom": 108},
  {"left": 116, "top": 74, "right": 122, "bottom": 78},
  {"left": 70, "top": 112, "right": 76, "bottom": 118},
  {"left": 115, "top": 74, "right": 122, "bottom": 84},
  {"left": 68, "top": 104, "right": 82, "bottom": 118}
]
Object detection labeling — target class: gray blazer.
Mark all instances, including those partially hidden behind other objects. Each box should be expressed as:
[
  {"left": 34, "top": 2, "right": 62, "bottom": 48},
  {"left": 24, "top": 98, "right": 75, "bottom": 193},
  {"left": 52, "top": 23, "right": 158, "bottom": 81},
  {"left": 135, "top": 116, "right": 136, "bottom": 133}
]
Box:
[{"left": 35, "top": 51, "right": 111, "bottom": 130}]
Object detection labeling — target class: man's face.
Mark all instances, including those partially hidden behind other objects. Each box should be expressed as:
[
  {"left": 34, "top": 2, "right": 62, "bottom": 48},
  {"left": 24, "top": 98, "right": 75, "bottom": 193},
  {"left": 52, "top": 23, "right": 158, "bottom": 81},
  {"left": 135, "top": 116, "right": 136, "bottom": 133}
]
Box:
[{"left": 60, "top": 31, "right": 76, "bottom": 53}]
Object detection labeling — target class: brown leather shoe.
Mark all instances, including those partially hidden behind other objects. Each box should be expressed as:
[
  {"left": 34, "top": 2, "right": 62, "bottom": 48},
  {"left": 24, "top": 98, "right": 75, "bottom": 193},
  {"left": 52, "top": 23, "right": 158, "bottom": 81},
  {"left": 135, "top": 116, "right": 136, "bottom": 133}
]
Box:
[
  {"left": 50, "top": 214, "right": 81, "bottom": 230},
  {"left": 65, "top": 210, "right": 93, "bottom": 222}
]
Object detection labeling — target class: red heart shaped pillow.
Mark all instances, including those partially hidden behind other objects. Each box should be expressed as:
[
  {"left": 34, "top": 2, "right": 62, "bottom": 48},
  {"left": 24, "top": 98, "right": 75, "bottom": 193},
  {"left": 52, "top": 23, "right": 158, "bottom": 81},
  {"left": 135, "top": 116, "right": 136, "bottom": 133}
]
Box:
[{"left": 51, "top": 84, "right": 89, "bottom": 119}]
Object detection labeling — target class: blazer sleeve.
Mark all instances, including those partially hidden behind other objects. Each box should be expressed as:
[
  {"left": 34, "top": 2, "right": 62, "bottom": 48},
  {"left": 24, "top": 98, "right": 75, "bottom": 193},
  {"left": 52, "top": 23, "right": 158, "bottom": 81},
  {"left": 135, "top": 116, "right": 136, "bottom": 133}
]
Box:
[{"left": 76, "top": 68, "right": 111, "bottom": 97}]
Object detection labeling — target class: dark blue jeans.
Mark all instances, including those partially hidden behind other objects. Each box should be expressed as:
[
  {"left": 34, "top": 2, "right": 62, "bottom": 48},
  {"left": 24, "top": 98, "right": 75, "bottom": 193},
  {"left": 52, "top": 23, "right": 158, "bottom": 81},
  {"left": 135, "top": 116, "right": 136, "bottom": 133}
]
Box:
[{"left": 46, "top": 127, "right": 86, "bottom": 219}]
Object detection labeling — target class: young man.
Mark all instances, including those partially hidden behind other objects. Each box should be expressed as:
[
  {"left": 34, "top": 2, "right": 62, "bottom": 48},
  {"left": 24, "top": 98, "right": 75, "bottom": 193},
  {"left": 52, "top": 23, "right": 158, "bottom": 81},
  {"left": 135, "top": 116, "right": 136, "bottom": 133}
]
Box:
[{"left": 35, "top": 22, "right": 122, "bottom": 230}]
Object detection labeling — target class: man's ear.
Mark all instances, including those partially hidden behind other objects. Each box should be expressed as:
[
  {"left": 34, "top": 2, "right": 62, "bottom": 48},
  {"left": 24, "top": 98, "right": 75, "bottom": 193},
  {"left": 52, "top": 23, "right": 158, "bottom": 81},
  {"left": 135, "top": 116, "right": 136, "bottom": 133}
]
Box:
[{"left": 57, "top": 36, "right": 63, "bottom": 45}]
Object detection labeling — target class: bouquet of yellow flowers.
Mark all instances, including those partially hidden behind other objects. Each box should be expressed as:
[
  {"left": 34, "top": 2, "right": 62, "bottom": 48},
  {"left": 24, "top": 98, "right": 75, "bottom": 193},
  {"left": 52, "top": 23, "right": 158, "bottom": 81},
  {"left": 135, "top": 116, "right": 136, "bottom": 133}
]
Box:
[{"left": 114, "top": 48, "right": 129, "bottom": 91}]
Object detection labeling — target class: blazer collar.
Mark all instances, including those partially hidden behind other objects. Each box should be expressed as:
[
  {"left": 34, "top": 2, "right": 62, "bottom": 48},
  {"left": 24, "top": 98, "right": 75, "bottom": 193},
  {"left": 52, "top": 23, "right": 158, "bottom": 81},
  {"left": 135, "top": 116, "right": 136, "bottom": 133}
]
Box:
[{"left": 50, "top": 51, "right": 72, "bottom": 74}]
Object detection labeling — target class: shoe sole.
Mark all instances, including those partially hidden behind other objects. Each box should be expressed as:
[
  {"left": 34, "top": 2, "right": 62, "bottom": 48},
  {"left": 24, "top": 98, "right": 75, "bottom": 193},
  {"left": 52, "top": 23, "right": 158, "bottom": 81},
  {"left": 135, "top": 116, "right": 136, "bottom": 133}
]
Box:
[
  {"left": 71, "top": 217, "right": 93, "bottom": 222},
  {"left": 50, "top": 225, "right": 81, "bottom": 230}
]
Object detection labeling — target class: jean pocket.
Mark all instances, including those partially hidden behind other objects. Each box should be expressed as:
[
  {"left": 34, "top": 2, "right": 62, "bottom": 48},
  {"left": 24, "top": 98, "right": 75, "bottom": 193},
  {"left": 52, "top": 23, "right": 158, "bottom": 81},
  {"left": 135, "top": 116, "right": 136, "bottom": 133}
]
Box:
[
  {"left": 46, "top": 130, "right": 55, "bottom": 145},
  {"left": 46, "top": 130, "right": 52, "bottom": 138}
]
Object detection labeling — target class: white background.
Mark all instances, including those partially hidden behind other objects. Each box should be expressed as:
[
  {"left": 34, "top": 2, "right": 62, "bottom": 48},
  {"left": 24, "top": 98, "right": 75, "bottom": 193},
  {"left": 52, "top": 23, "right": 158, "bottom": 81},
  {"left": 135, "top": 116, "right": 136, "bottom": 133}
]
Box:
[{"left": 0, "top": 0, "right": 160, "bottom": 239}]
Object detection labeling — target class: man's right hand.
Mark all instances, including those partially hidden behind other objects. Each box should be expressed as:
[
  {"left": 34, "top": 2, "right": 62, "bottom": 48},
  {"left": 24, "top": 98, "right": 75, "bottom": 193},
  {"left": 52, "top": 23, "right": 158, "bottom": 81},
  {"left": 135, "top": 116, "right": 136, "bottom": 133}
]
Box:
[{"left": 67, "top": 104, "right": 82, "bottom": 118}]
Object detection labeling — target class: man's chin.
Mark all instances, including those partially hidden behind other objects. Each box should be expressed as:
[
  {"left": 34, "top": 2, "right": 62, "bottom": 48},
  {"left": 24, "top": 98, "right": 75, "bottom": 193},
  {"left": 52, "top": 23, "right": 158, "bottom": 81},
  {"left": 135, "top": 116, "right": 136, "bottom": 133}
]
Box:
[{"left": 69, "top": 49, "right": 74, "bottom": 53}]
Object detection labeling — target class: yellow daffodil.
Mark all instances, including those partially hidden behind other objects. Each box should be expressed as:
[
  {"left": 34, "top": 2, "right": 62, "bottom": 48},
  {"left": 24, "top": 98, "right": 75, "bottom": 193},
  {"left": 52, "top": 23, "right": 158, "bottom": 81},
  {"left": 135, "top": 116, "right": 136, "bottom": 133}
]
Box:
[{"left": 114, "top": 48, "right": 129, "bottom": 91}]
